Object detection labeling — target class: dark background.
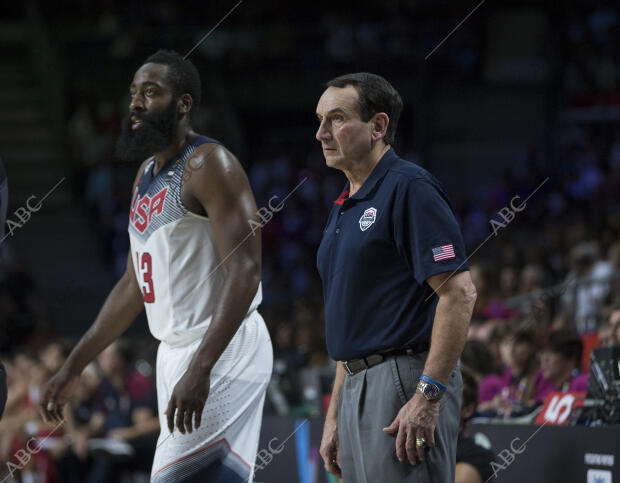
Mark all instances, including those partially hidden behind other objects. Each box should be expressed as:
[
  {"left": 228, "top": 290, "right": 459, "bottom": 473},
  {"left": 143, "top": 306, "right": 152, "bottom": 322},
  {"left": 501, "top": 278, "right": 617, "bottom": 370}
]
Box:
[
  {"left": 1, "top": 0, "right": 618, "bottom": 350},
  {"left": 0, "top": 1, "right": 619, "bottom": 481}
]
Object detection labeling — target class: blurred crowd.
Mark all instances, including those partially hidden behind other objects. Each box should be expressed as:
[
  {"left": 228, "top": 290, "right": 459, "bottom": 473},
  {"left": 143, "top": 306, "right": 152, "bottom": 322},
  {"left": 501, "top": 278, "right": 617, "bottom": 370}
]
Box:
[
  {"left": 564, "top": 0, "right": 620, "bottom": 107},
  {"left": 464, "top": 310, "right": 620, "bottom": 419},
  {"left": 0, "top": 339, "right": 157, "bottom": 483},
  {"left": 1, "top": 1, "right": 620, "bottom": 481}
]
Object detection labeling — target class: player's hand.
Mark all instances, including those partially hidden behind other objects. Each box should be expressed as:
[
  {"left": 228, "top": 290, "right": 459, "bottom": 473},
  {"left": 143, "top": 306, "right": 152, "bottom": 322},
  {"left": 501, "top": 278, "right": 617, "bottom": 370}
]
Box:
[
  {"left": 39, "top": 367, "right": 79, "bottom": 423},
  {"left": 165, "top": 366, "right": 210, "bottom": 435},
  {"left": 382, "top": 391, "right": 440, "bottom": 465},
  {"left": 320, "top": 416, "right": 341, "bottom": 477}
]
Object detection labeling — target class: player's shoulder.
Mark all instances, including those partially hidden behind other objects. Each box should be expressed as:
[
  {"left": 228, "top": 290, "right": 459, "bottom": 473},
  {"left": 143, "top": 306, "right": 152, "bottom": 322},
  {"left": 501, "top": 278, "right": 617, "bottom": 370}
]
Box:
[
  {"left": 184, "top": 135, "right": 248, "bottom": 199},
  {"left": 188, "top": 135, "right": 242, "bottom": 172}
]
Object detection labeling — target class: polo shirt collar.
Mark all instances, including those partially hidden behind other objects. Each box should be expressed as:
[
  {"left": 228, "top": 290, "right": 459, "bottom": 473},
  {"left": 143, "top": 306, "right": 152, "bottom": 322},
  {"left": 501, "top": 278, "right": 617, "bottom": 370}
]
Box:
[{"left": 333, "top": 147, "right": 399, "bottom": 205}]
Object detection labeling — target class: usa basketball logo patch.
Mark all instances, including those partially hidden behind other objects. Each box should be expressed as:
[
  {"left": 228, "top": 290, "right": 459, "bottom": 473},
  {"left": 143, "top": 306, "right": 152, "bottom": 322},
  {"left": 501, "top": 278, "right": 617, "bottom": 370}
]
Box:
[{"left": 359, "top": 207, "right": 377, "bottom": 231}]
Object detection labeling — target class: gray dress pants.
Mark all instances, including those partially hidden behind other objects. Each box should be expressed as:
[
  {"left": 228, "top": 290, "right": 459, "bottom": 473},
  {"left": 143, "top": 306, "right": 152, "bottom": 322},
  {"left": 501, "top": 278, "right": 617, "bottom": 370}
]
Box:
[{"left": 338, "top": 351, "right": 462, "bottom": 483}]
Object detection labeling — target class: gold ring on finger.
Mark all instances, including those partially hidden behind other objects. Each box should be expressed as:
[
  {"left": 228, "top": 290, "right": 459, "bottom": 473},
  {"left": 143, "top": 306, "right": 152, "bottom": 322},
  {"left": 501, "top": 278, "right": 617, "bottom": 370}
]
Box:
[{"left": 415, "top": 438, "right": 426, "bottom": 447}]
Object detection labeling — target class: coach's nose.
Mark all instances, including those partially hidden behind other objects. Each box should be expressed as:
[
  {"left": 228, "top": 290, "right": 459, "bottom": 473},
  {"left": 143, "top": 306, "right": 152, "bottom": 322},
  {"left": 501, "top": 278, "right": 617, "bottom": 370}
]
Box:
[{"left": 315, "top": 120, "right": 331, "bottom": 143}]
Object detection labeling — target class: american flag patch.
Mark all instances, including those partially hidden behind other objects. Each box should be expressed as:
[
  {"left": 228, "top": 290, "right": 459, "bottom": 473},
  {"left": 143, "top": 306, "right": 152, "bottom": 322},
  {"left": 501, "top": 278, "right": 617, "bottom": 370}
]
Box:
[{"left": 432, "top": 244, "right": 455, "bottom": 262}]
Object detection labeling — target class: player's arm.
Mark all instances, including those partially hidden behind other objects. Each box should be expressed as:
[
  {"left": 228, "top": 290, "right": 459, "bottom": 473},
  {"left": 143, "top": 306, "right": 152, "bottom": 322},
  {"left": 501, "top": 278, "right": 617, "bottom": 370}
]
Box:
[
  {"left": 164, "top": 143, "right": 261, "bottom": 434},
  {"left": 40, "top": 161, "right": 149, "bottom": 423},
  {"left": 320, "top": 361, "right": 345, "bottom": 477}
]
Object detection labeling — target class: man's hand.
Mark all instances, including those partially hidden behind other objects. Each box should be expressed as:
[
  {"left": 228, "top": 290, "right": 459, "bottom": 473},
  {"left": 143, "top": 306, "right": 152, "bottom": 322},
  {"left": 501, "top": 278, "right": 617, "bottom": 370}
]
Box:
[
  {"left": 319, "top": 416, "right": 341, "bottom": 478},
  {"left": 165, "top": 365, "right": 210, "bottom": 435},
  {"left": 383, "top": 392, "right": 440, "bottom": 465},
  {"left": 39, "top": 368, "right": 80, "bottom": 423}
]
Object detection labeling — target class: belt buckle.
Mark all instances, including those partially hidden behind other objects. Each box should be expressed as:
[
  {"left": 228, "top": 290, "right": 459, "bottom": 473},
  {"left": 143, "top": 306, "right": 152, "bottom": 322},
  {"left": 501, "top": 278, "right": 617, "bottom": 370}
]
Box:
[{"left": 342, "top": 361, "right": 354, "bottom": 376}]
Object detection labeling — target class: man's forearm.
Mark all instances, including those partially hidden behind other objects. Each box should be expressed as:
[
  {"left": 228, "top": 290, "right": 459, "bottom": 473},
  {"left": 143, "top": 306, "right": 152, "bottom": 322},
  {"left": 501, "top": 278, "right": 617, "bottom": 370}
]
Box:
[
  {"left": 64, "top": 274, "right": 144, "bottom": 375},
  {"left": 422, "top": 291, "right": 474, "bottom": 385},
  {"left": 189, "top": 261, "right": 260, "bottom": 372},
  {"left": 326, "top": 362, "right": 346, "bottom": 420}
]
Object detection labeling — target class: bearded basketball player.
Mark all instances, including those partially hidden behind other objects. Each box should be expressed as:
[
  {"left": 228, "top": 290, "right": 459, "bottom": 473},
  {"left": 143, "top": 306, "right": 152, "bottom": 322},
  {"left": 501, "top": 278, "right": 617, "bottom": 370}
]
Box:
[{"left": 40, "top": 50, "right": 273, "bottom": 482}]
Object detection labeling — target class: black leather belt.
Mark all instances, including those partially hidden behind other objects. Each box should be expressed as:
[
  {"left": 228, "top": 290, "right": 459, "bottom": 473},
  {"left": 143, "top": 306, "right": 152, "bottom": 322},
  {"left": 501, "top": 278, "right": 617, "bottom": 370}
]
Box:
[{"left": 341, "top": 341, "right": 430, "bottom": 376}]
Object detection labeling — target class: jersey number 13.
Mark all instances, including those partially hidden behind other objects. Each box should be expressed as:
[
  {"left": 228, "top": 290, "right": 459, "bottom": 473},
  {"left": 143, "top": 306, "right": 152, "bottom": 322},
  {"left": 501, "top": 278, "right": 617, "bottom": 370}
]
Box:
[{"left": 136, "top": 251, "right": 155, "bottom": 303}]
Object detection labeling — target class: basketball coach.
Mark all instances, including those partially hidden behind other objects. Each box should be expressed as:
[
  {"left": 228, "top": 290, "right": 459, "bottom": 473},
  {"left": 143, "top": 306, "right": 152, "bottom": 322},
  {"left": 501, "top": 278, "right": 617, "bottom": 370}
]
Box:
[{"left": 316, "top": 73, "right": 476, "bottom": 483}]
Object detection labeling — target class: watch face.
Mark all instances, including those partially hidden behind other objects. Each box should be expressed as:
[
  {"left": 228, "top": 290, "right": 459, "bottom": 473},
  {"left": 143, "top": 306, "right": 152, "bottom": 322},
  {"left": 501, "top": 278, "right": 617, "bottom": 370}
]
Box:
[
  {"left": 425, "top": 384, "right": 440, "bottom": 399},
  {"left": 417, "top": 381, "right": 442, "bottom": 401}
]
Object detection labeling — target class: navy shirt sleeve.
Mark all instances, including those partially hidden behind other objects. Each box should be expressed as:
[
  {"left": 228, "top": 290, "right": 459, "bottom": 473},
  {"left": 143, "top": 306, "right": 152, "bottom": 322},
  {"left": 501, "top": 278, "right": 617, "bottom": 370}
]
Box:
[{"left": 393, "top": 178, "right": 469, "bottom": 285}]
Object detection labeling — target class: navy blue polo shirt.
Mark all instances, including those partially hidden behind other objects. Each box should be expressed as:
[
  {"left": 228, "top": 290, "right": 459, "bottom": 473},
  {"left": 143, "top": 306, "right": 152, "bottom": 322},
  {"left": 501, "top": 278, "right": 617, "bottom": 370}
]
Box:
[{"left": 317, "top": 148, "right": 469, "bottom": 361}]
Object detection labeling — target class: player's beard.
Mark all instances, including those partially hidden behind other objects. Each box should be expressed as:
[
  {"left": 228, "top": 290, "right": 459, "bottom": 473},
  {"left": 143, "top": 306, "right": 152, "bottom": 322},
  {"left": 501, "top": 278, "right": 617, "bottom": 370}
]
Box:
[{"left": 115, "top": 100, "right": 178, "bottom": 163}]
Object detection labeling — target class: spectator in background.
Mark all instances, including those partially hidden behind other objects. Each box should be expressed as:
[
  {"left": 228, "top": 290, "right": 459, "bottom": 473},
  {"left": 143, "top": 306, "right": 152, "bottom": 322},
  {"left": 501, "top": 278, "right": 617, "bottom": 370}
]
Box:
[
  {"left": 40, "top": 340, "right": 72, "bottom": 375},
  {"left": 469, "top": 264, "right": 490, "bottom": 318},
  {"left": 561, "top": 241, "right": 612, "bottom": 333},
  {"left": 83, "top": 339, "right": 158, "bottom": 483},
  {"left": 534, "top": 329, "right": 589, "bottom": 402},
  {"left": 608, "top": 305, "right": 620, "bottom": 346},
  {"left": 460, "top": 340, "right": 499, "bottom": 383},
  {"left": 518, "top": 264, "right": 547, "bottom": 315},
  {"left": 52, "top": 363, "right": 104, "bottom": 483},
  {"left": 598, "top": 320, "right": 614, "bottom": 347},
  {"left": 456, "top": 370, "right": 496, "bottom": 483},
  {"left": 520, "top": 264, "right": 546, "bottom": 293},
  {"left": 484, "top": 267, "right": 519, "bottom": 319},
  {"left": 475, "top": 322, "right": 511, "bottom": 405},
  {"left": 499, "top": 266, "right": 519, "bottom": 300},
  {"left": 486, "top": 323, "right": 511, "bottom": 371},
  {"left": 466, "top": 317, "right": 497, "bottom": 347},
  {"left": 0, "top": 349, "right": 60, "bottom": 481},
  {"left": 271, "top": 322, "right": 305, "bottom": 408},
  {"left": 478, "top": 325, "right": 539, "bottom": 415},
  {"left": 596, "top": 302, "right": 620, "bottom": 347}
]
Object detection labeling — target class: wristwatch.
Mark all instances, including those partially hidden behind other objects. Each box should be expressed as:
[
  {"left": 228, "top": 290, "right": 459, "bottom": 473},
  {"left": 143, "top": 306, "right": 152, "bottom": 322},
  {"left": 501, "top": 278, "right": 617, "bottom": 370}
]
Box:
[{"left": 416, "top": 379, "right": 444, "bottom": 401}]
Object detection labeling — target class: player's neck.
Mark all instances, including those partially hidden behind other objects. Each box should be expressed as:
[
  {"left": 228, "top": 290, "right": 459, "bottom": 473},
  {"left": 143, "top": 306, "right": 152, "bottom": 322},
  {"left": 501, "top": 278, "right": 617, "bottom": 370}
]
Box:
[
  {"left": 152, "top": 127, "right": 197, "bottom": 176},
  {"left": 344, "top": 143, "right": 390, "bottom": 196}
]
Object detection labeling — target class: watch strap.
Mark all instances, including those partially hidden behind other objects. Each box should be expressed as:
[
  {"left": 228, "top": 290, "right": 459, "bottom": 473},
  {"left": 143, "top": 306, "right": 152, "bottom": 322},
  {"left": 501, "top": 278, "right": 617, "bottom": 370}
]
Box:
[{"left": 419, "top": 374, "right": 446, "bottom": 392}]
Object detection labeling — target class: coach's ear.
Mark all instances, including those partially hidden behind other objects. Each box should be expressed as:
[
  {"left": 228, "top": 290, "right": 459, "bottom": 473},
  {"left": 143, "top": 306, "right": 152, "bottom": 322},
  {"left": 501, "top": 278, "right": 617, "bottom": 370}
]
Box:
[
  {"left": 371, "top": 112, "right": 389, "bottom": 143},
  {"left": 178, "top": 93, "right": 193, "bottom": 116}
]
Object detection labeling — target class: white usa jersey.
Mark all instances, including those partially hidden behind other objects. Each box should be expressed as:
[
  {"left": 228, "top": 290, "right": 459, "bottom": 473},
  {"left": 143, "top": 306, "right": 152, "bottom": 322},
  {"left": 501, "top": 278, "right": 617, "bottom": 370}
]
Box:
[{"left": 128, "top": 135, "right": 262, "bottom": 346}]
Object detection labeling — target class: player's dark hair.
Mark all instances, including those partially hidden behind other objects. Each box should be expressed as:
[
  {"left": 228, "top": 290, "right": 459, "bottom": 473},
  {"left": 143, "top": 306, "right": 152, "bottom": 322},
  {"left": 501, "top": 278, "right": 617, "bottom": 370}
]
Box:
[
  {"left": 326, "top": 72, "right": 403, "bottom": 145},
  {"left": 144, "top": 49, "right": 201, "bottom": 116}
]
